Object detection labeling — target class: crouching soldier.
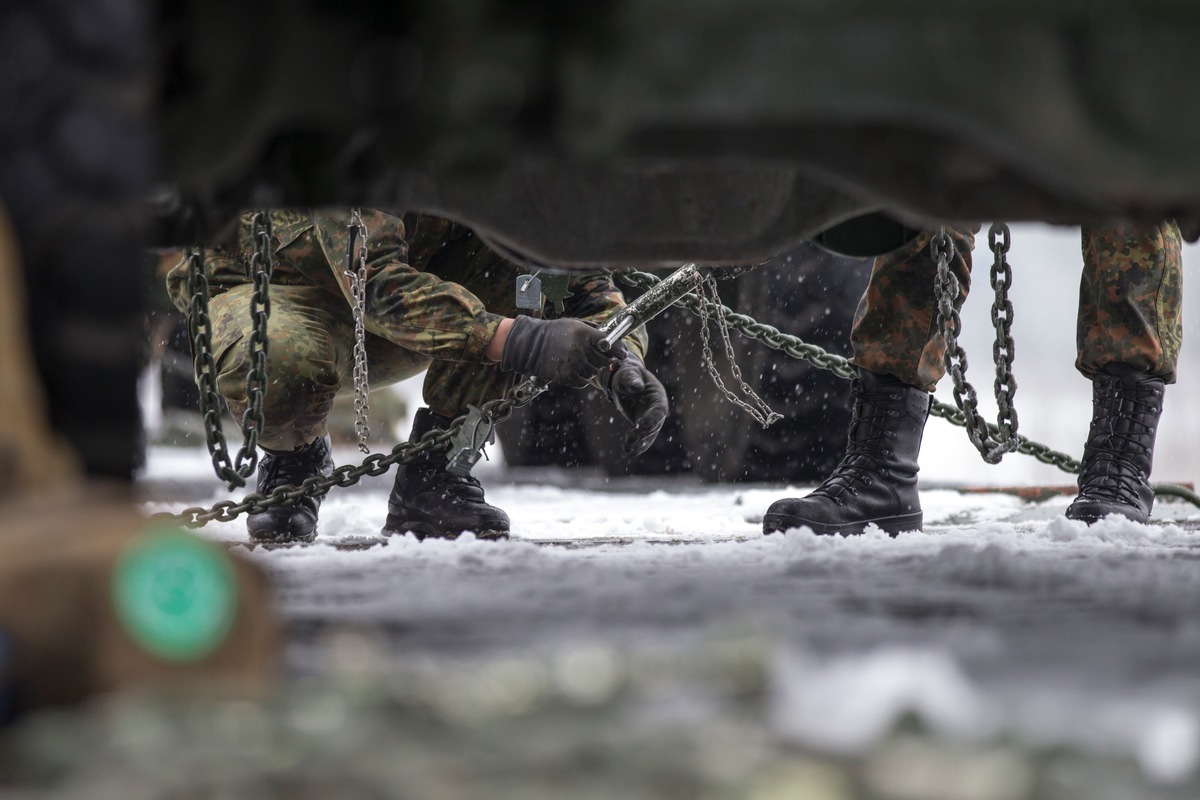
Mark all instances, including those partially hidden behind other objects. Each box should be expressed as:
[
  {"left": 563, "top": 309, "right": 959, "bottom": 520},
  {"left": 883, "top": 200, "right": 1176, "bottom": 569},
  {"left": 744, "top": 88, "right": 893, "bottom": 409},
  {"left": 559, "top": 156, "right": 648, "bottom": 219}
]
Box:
[{"left": 167, "top": 210, "right": 668, "bottom": 544}]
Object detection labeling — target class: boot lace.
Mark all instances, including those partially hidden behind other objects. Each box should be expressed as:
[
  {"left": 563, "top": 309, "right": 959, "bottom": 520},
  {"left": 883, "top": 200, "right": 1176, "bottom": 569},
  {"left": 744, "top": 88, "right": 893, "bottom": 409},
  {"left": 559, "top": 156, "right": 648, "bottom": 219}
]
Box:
[
  {"left": 425, "top": 464, "right": 487, "bottom": 500},
  {"left": 811, "top": 385, "right": 901, "bottom": 505},
  {"left": 258, "top": 441, "right": 330, "bottom": 493},
  {"left": 1077, "top": 377, "right": 1161, "bottom": 506}
]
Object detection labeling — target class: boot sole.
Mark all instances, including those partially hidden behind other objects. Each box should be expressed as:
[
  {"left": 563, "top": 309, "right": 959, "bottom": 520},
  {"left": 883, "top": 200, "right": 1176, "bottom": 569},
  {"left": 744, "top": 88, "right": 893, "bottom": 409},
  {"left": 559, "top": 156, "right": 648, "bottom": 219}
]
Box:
[
  {"left": 382, "top": 516, "right": 509, "bottom": 542},
  {"left": 762, "top": 511, "right": 922, "bottom": 538},
  {"left": 247, "top": 528, "right": 319, "bottom": 545},
  {"left": 1065, "top": 502, "right": 1149, "bottom": 526}
]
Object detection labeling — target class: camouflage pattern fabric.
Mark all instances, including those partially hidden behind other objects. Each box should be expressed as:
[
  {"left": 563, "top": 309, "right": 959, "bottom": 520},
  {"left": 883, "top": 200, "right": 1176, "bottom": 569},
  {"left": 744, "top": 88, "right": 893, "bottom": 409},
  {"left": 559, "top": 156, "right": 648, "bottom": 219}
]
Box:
[
  {"left": 165, "top": 210, "right": 647, "bottom": 451},
  {"left": 850, "top": 227, "right": 978, "bottom": 392},
  {"left": 851, "top": 222, "right": 1182, "bottom": 391},
  {"left": 1076, "top": 223, "right": 1182, "bottom": 383}
]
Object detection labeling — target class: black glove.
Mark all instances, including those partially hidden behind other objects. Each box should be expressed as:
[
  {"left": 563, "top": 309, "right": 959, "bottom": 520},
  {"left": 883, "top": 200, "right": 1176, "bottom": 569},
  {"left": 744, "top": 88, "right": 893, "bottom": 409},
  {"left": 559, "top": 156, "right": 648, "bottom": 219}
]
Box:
[
  {"left": 1181, "top": 219, "right": 1200, "bottom": 244},
  {"left": 604, "top": 354, "right": 669, "bottom": 457},
  {"left": 501, "top": 316, "right": 626, "bottom": 388}
]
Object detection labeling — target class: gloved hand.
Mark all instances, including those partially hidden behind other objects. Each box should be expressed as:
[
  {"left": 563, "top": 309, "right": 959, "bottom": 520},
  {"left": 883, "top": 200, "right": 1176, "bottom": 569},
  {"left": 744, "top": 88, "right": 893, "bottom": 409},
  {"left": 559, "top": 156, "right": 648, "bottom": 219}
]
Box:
[
  {"left": 604, "top": 353, "right": 669, "bottom": 457},
  {"left": 500, "top": 316, "right": 626, "bottom": 388}
]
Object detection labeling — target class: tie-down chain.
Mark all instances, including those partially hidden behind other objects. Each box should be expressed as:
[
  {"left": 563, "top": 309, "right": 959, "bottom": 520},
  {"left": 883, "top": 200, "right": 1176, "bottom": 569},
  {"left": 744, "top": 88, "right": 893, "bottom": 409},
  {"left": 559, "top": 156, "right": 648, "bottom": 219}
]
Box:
[
  {"left": 163, "top": 240, "right": 1200, "bottom": 528},
  {"left": 931, "top": 224, "right": 1021, "bottom": 464},
  {"left": 187, "top": 210, "right": 274, "bottom": 489}
]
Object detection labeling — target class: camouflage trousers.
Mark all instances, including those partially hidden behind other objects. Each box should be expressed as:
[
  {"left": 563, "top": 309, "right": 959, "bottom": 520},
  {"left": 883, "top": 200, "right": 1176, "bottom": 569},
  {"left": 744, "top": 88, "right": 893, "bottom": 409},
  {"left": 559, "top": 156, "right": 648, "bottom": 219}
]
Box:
[
  {"left": 207, "top": 242, "right": 527, "bottom": 452},
  {"left": 850, "top": 222, "right": 1183, "bottom": 391}
]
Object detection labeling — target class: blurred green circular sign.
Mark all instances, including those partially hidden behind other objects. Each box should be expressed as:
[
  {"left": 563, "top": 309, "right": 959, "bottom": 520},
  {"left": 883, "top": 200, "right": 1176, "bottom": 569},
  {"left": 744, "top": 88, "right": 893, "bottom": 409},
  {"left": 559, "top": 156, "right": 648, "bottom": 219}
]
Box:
[{"left": 112, "top": 528, "right": 237, "bottom": 661}]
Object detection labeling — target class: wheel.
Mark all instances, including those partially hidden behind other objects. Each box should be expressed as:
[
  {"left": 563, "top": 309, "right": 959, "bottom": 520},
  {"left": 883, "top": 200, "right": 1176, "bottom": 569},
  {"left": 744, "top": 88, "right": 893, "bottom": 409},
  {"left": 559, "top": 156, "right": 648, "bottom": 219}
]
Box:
[{"left": 0, "top": 0, "right": 152, "bottom": 480}]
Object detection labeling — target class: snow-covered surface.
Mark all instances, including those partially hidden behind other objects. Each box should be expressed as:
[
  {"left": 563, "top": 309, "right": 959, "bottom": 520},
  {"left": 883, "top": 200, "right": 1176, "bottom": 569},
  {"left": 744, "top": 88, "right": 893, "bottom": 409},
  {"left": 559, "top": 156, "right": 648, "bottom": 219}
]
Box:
[
  {"left": 137, "top": 224, "right": 1200, "bottom": 782},
  {"left": 141, "top": 442, "right": 1200, "bottom": 784}
]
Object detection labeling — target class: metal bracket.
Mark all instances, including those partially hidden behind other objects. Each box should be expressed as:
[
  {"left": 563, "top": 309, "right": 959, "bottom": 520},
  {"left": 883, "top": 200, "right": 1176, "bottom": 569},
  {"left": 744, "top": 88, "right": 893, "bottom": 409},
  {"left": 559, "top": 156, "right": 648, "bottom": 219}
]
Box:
[{"left": 445, "top": 405, "right": 496, "bottom": 477}]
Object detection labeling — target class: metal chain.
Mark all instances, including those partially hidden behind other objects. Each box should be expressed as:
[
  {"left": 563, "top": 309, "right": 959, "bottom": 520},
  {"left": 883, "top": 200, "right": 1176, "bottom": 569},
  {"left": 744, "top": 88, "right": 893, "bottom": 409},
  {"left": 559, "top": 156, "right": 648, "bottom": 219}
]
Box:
[
  {"left": 154, "top": 389, "right": 535, "bottom": 528},
  {"left": 235, "top": 212, "right": 274, "bottom": 476},
  {"left": 163, "top": 259, "right": 696, "bottom": 526},
  {"left": 164, "top": 260, "right": 1200, "bottom": 528},
  {"left": 696, "top": 273, "right": 782, "bottom": 428},
  {"left": 988, "top": 224, "right": 1020, "bottom": 442},
  {"left": 346, "top": 209, "right": 371, "bottom": 453},
  {"left": 186, "top": 247, "right": 243, "bottom": 488},
  {"left": 931, "top": 225, "right": 1020, "bottom": 464},
  {"left": 185, "top": 212, "right": 274, "bottom": 488},
  {"left": 616, "top": 269, "right": 1083, "bottom": 474}
]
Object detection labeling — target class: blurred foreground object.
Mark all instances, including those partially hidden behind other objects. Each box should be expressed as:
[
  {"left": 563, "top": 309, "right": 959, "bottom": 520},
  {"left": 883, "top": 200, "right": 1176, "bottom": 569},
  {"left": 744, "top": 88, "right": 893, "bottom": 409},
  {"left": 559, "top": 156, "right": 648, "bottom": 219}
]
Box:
[
  {"left": 0, "top": 195, "right": 278, "bottom": 718},
  {"left": 0, "top": 501, "right": 279, "bottom": 717},
  {"left": 0, "top": 204, "right": 77, "bottom": 495}
]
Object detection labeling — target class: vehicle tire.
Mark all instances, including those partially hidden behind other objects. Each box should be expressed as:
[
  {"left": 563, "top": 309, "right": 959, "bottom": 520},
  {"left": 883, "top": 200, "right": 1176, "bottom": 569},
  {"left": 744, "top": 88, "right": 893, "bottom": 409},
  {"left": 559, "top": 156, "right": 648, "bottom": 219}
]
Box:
[{"left": 0, "top": 0, "right": 152, "bottom": 480}]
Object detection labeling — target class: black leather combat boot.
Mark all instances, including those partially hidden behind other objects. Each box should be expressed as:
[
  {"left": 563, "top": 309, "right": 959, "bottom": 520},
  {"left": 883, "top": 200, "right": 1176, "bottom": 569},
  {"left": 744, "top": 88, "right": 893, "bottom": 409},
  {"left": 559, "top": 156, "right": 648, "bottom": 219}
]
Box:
[
  {"left": 246, "top": 436, "right": 333, "bottom": 544},
  {"left": 763, "top": 368, "right": 931, "bottom": 536},
  {"left": 382, "top": 408, "right": 510, "bottom": 540},
  {"left": 1066, "top": 363, "right": 1165, "bottom": 525}
]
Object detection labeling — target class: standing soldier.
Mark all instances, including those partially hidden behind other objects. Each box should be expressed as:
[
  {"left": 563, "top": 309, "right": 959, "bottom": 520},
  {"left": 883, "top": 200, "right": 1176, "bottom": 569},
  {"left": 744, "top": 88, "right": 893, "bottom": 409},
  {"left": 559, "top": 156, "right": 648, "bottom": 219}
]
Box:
[
  {"left": 166, "top": 210, "right": 668, "bottom": 544},
  {"left": 764, "top": 222, "right": 1183, "bottom": 535}
]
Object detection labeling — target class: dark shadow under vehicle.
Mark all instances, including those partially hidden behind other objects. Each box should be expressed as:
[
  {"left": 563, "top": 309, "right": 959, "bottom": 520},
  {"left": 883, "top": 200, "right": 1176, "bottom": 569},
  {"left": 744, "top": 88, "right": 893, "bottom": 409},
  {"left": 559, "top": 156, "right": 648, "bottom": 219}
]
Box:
[{"left": 500, "top": 244, "right": 872, "bottom": 482}]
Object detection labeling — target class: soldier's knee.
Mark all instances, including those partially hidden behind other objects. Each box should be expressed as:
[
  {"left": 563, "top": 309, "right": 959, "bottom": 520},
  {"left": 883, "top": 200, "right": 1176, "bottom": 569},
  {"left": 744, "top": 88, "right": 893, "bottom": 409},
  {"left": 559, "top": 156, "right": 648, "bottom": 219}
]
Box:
[
  {"left": 216, "top": 328, "right": 342, "bottom": 426},
  {"left": 212, "top": 331, "right": 252, "bottom": 408},
  {"left": 262, "top": 345, "right": 341, "bottom": 426}
]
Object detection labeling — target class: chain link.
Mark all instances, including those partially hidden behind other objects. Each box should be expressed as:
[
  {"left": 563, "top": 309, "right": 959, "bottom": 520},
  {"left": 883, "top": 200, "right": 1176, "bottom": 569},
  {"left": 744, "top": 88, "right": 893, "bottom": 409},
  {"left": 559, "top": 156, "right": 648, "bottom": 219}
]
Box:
[
  {"left": 615, "top": 269, "right": 1082, "bottom": 474},
  {"left": 696, "top": 273, "right": 782, "bottom": 428},
  {"left": 931, "top": 225, "right": 1021, "bottom": 464},
  {"left": 185, "top": 247, "right": 244, "bottom": 487},
  {"left": 235, "top": 212, "right": 274, "bottom": 476},
  {"left": 185, "top": 212, "right": 274, "bottom": 488},
  {"left": 346, "top": 209, "right": 372, "bottom": 453},
  {"left": 169, "top": 254, "right": 1200, "bottom": 528}
]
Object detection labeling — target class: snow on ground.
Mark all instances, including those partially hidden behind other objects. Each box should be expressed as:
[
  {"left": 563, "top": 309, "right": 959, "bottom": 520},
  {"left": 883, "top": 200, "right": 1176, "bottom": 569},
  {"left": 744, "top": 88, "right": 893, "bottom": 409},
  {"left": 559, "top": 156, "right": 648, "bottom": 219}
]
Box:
[{"left": 140, "top": 441, "right": 1200, "bottom": 785}]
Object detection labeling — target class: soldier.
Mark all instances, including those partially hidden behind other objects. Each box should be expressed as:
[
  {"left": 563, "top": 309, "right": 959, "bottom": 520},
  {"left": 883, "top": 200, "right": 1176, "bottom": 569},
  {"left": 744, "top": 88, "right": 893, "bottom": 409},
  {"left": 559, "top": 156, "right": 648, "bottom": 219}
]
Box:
[
  {"left": 166, "top": 210, "right": 668, "bottom": 544},
  {"left": 763, "top": 222, "right": 1183, "bottom": 536}
]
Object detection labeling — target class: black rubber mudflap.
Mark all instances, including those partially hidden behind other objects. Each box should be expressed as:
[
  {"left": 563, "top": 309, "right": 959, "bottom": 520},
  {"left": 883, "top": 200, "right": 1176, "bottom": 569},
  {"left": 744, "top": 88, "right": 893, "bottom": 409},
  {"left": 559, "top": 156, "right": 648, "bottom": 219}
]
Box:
[{"left": 0, "top": 0, "right": 152, "bottom": 480}]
